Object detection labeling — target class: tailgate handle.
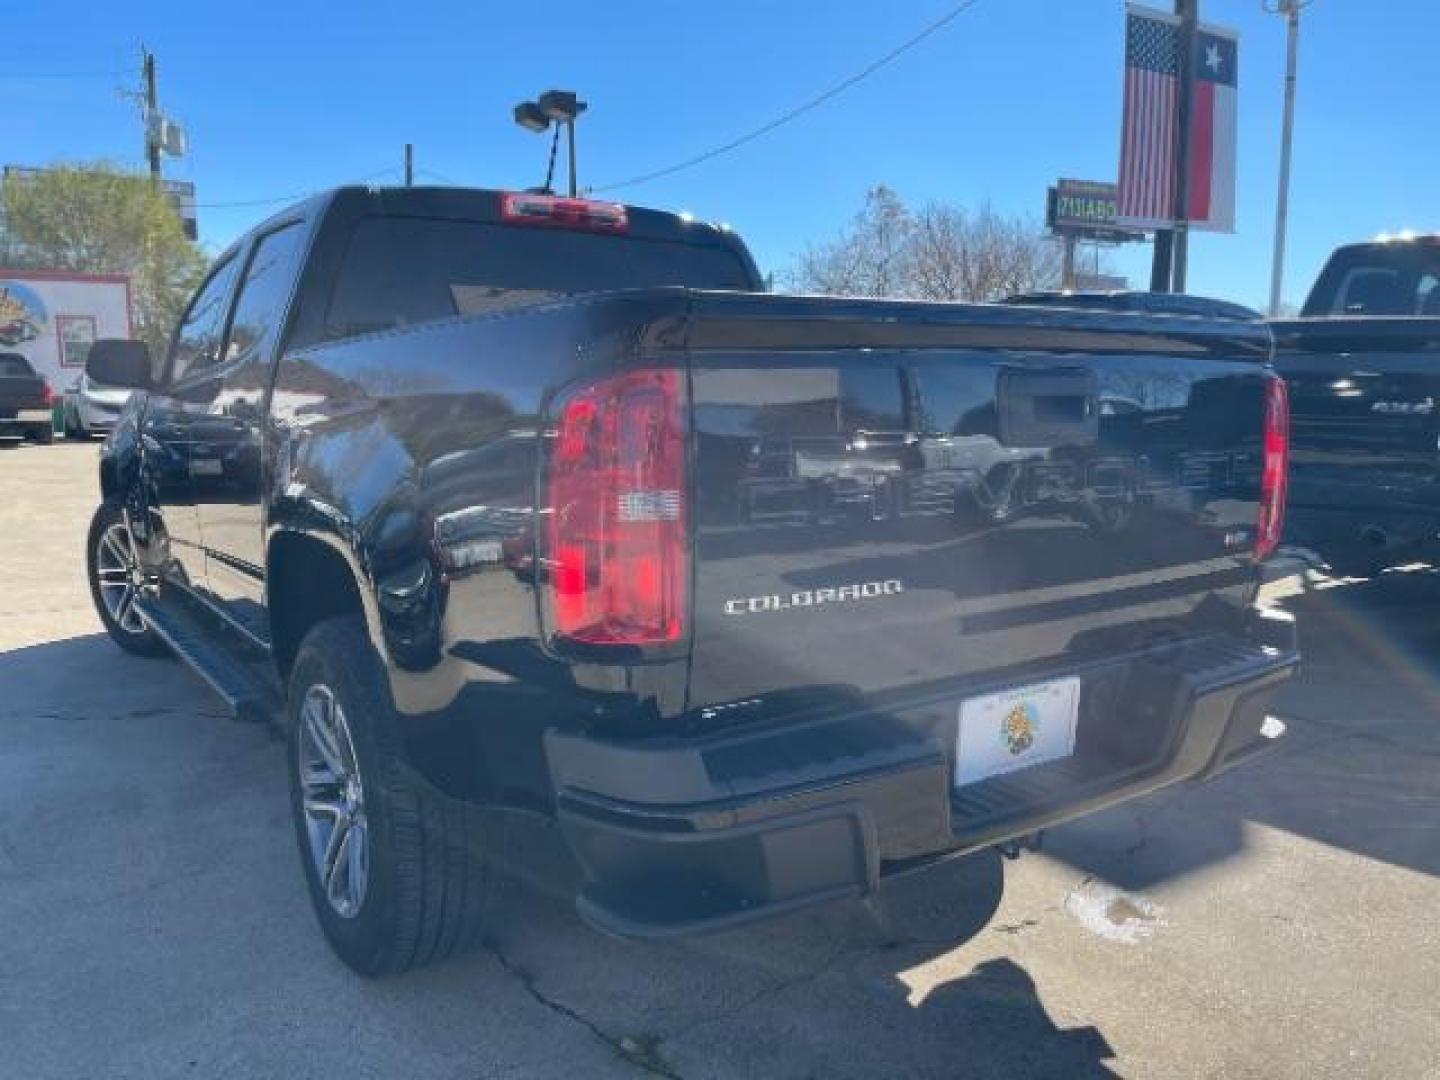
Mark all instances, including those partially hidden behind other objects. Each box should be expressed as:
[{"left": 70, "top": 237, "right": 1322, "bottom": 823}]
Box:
[{"left": 998, "top": 368, "right": 1098, "bottom": 448}]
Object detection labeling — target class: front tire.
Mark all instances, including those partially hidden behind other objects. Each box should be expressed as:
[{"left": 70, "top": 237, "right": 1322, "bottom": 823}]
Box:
[
  {"left": 287, "top": 617, "right": 490, "bottom": 976},
  {"left": 86, "top": 498, "right": 169, "bottom": 657}
]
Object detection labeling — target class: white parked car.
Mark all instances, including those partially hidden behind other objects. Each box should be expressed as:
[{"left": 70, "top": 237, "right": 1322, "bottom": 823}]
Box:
[{"left": 62, "top": 372, "right": 133, "bottom": 438}]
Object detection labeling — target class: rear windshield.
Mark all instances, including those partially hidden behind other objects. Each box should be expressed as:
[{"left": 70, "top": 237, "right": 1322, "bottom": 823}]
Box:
[
  {"left": 1303, "top": 244, "right": 1440, "bottom": 317},
  {"left": 324, "top": 215, "right": 755, "bottom": 340},
  {"left": 0, "top": 354, "right": 35, "bottom": 377}
]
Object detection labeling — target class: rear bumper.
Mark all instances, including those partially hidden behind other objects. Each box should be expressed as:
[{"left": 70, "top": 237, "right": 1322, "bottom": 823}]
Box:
[
  {"left": 78, "top": 397, "right": 123, "bottom": 431},
  {"left": 547, "top": 609, "right": 1299, "bottom": 938}
]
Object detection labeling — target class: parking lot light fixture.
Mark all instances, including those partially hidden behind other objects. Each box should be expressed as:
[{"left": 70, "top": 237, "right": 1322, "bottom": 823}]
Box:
[
  {"left": 514, "top": 90, "right": 587, "bottom": 197},
  {"left": 513, "top": 101, "right": 549, "bottom": 134}
]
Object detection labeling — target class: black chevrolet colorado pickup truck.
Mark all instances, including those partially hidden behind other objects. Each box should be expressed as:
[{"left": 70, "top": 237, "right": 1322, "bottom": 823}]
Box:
[
  {"left": 1274, "top": 236, "right": 1440, "bottom": 573},
  {"left": 84, "top": 185, "right": 1298, "bottom": 975}
]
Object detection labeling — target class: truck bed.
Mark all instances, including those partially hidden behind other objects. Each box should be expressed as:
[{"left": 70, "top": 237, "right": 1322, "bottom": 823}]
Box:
[
  {"left": 682, "top": 293, "right": 1273, "bottom": 714},
  {"left": 280, "top": 289, "right": 1285, "bottom": 842}
]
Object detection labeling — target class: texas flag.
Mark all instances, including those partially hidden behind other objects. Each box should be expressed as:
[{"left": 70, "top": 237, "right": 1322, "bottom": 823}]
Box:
[
  {"left": 1188, "top": 23, "right": 1238, "bottom": 233},
  {"left": 1117, "top": 5, "right": 1238, "bottom": 233}
]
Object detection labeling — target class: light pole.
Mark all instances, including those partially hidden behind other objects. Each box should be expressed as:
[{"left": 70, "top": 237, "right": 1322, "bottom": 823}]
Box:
[
  {"left": 512, "top": 90, "right": 588, "bottom": 197},
  {"left": 1265, "top": 0, "right": 1309, "bottom": 315}
]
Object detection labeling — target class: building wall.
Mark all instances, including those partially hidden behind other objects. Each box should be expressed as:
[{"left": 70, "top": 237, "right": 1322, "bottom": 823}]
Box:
[{"left": 0, "top": 271, "right": 132, "bottom": 389}]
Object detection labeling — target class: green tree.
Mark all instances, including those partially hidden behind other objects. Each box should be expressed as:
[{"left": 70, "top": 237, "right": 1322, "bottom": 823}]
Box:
[{"left": 0, "top": 163, "right": 207, "bottom": 354}]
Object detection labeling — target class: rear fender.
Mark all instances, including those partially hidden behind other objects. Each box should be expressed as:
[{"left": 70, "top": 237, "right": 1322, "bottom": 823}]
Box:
[{"left": 265, "top": 501, "right": 469, "bottom": 718}]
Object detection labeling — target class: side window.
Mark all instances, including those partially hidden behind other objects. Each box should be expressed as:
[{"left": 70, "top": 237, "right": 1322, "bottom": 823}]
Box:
[
  {"left": 224, "top": 223, "right": 307, "bottom": 369},
  {"left": 166, "top": 256, "right": 240, "bottom": 384}
]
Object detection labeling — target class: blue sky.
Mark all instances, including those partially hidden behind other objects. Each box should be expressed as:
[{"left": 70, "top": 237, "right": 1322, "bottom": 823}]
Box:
[{"left": 4, "top": 0, "right": 1434, "bottom": 309}]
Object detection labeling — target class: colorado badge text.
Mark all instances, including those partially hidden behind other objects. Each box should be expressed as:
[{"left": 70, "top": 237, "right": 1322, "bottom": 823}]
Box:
[{"left": 723, "top": 579, "right": 904, "bottom": 615}]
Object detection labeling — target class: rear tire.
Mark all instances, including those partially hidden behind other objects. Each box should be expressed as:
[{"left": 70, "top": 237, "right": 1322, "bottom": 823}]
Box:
[
  {"left": 29, "top": 425, "right": 53, "bottom": 445},
  {"left": 86, "top": 497, "right": 170, "bottom": 658},
  {"left": 287, "top": 616, "right": 490, "bottom": 977}
]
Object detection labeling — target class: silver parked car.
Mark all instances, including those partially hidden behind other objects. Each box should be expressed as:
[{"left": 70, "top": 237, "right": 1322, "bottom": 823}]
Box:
[{"left": 62, "top": 372, "right": 134, "bottom": 438}]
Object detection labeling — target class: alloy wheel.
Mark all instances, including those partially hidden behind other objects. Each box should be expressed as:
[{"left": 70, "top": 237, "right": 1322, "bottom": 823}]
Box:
[
  {"left": 94, "top": 521, "right": 149, "bottom": 635},
  {"left": 297, "top": 683, "right": 370, "bottom": 919}
]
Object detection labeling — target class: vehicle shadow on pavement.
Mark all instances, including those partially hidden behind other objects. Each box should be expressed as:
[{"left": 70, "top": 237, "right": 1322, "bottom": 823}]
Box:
[
  {"left": 437, "top": 819, "right": 1121, "bottom": 1079},
  {"left": 1043, "top": 566, "right": 1440, "bottom": 893}
]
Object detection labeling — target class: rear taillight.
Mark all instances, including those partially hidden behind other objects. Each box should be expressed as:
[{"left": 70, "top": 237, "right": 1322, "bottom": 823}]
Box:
[
  {"left": 40, "top": 380, "right": 55, "bottom": 408},
  {"left": 547, "top": 368, "right": 687, "bottom": 647},
  {"left": 500, "top": 192, "right": 629, "bottom": 233},
  {"left": 1255, "top": 374, "right": 1290, "bottom": 561}
]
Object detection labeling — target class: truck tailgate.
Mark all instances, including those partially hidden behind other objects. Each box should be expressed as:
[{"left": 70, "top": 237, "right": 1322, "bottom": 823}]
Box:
[
  {"left": 0, "top": 373, "right": 48, "bottom": 417},
  {"left": 1272, "top": 318, "right": 1440, "bottom": 527},
  {"left": 683, "top": 297, "right": 1273, "bottom": 717}
]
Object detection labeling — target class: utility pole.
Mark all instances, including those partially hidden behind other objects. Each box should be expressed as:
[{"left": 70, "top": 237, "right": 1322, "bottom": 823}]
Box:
[
  {"left": 1267, "top": 0, "right": 1304, "bottom": 315},
  {"left": 1061, "top": 234, "right": 1078, "bottom": 291},
  {"left": 142, "top": 48, "right": 160, "bottom": 182},
  {"left": 1149, "top": 0, "right": 1199, "bottom": 293},
  {"left": 404, "top": 143, "right": 414, "bottom": 187}
]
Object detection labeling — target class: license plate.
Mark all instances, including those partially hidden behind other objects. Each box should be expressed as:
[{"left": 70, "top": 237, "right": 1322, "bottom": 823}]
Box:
[
  {"left": 189, "top": 457, "right": 223, "bottom": 477},
  {"left": 954, "top": 676, "right": 1080, "bottom": 787}
]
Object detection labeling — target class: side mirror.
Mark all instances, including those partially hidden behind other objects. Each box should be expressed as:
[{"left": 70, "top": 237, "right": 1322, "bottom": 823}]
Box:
[{"left": 86, "top": 339, "right": 152, "bottom": 390}]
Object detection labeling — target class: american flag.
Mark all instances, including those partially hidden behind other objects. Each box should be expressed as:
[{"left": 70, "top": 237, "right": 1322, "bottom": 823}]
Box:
[{"left": 1117, "top": 8, "right": 1181, "bottom": 226}]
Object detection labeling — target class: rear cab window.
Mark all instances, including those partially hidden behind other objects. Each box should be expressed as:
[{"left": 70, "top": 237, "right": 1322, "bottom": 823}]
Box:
[
  {"left": 324, "top": 215, "right": 757, "bottom": 341},
  {"left": 1304, "top": 242, "right": 1440, "bottom": 317}
]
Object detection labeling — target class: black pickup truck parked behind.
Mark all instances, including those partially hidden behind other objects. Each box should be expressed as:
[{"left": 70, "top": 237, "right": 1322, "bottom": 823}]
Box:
[
  {"left": 1274, "top": 236, "right": 1440, "bottom": 573},
  {"left": 0, "top": 352, "right": 56, "bottom": 443},
  {"left": 84, "top": 186, "right": 1298, "bottom": 975}
]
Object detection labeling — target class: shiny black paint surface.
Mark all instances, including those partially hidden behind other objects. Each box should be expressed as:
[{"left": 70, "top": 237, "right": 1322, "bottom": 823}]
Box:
[
  {"left": 269, "top": 294, "right": 1271, "bottom": 800},
  {"left": 1273, "top": 317, "right": 1440, "bottom": 554},
  {"left": 98, "top": 187, "right": 1276, "bottom": 812},
  {"left": 684, "top": 298, "right": 1270, "bottom": 715}
]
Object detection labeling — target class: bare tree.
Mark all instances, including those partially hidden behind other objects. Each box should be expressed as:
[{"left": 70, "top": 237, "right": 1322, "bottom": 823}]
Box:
[
  {"left": 785, "top": 185, "right": 912, "bottom": 298},
  {"left": 786, "top": 189, "right": 1062, "bottom": 303}
]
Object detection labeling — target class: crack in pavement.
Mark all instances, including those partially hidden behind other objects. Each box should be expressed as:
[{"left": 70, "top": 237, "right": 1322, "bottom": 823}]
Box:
[
  {"left": 657, "top": 942, "right": 863, "bottom": 1047},
  {"left": 483, "top": 937, "right": 683, "bottom": 1080}
]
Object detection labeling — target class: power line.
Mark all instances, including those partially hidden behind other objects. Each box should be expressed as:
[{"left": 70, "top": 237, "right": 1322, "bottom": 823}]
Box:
[
  {"left": 591, "top": 0, "right": 985, "bottom": 194},
  {"left": 416, "top": 167, "right": 463, "bottom": 186}
]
